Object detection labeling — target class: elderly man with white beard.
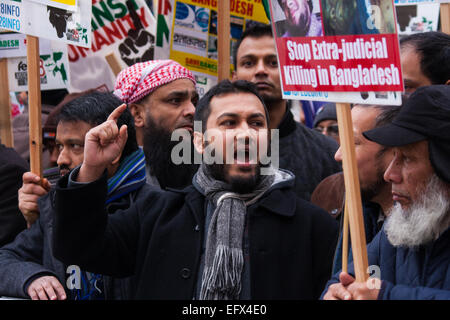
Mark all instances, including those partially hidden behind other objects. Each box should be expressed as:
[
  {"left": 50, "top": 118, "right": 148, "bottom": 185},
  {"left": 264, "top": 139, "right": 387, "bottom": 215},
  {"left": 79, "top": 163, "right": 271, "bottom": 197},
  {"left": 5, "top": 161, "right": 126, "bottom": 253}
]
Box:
[{"left": 322, "top": 85, "right": 450, "bottom": 300}]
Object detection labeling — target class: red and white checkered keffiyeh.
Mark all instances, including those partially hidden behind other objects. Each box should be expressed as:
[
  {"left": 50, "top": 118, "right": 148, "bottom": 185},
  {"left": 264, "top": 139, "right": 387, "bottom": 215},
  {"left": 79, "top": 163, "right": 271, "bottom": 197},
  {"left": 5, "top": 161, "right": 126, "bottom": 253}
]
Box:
[{"left": 113, "top": 60, "right": 196, "bottom": 104}]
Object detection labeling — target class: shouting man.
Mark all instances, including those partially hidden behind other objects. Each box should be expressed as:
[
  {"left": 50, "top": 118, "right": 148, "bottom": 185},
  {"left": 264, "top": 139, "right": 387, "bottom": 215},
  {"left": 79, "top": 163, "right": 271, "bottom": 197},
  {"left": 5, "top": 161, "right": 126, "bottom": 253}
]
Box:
[{"left": 51, "top": 80, "right": 338, "bottom": 300}]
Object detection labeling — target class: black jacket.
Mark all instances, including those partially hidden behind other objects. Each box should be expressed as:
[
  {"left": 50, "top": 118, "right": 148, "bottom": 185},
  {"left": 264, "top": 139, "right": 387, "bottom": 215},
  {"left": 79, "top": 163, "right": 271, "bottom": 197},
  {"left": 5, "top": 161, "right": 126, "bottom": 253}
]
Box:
[
  {"left": 0, "top": 184, "right": 151, "bottom": 299},
  {"left": 0, "top": 144, "right": 28, "bottom": 247},
  {"left": 53, "top": 170, "right": 339, "bottom": 300}
]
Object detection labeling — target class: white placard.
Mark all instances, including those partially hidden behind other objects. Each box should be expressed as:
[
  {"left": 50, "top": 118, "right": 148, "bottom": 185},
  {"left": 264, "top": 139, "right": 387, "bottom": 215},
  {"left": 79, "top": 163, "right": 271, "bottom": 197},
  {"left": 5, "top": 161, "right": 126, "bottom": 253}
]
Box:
[
  {"left": 68, "top": 0, "right": 156, "bottom": 92},
  {"left": 8, "top": 41, "right": 70, "bottom": 91},
  {"left": 27, "top": 0, "right": 78, "bottom": 12},
  {"left": 0, "top": 32, "right": 52, "bottom": 58},
  {"left": 0, "top": 0, "right": 91, "bottom": 48}
]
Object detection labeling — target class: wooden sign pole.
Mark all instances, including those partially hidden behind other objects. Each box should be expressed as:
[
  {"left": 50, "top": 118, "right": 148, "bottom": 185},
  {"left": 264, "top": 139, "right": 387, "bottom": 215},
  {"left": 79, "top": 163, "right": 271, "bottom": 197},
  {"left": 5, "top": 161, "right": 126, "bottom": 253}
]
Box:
[
  {"left": 342, "top": 199, "right": 349, "bottom": 273},
  {"left": 105, "top": 52, "right": 123, "bottom": 77},
  {"left": 441, "top": 3, "right": 450, "bottom": 34},
  {"left": 26, "top": 35, "right": 43, "bottom": 177},
  {"left": 336, "top": 103, "right": 369, "bottom": 283},
  {"left": 217, "top": 0, "right": 230, "bottom": 81},
  {"left": 0, "top": 58, "right": 13, "bottom": 148}
]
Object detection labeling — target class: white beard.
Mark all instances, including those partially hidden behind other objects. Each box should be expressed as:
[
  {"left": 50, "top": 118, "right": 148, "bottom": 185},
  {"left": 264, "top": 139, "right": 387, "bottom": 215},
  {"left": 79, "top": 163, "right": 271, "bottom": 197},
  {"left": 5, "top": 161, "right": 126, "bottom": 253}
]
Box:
[{"left": 384, "top": 174, "right": 450, "bottom": 248}]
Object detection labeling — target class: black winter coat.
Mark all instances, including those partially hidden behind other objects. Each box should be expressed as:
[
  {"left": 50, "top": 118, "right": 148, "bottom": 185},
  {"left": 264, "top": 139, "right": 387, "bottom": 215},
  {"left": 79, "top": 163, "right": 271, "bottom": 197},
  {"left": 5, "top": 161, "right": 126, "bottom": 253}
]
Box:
[
  {"left": 0, "top": 144, "right": 28, "bottom": 247},
  {"left": 53, "top": 171, "right": 339, "bottom": 300}
]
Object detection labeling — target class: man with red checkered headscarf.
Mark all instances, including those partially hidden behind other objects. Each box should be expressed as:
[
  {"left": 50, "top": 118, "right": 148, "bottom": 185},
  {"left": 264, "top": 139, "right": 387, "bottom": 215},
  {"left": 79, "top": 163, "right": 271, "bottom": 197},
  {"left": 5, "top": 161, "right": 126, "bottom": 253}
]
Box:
[{"left": 114, "top": 60, "right": 199, "bottom": 189}]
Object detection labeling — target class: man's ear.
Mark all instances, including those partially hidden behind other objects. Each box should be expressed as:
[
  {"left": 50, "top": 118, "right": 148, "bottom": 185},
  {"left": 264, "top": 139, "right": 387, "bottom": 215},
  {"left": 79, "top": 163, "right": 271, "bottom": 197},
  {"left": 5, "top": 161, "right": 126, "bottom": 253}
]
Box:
[
  {"left": 129, "top": 104, "right": 145, "bottom": 128},
  {"left": 445, "top": 79, "right": 450, "bottom": 86},
  {"left": 193, "top": 131, "right": 205, "bottom": 155}
]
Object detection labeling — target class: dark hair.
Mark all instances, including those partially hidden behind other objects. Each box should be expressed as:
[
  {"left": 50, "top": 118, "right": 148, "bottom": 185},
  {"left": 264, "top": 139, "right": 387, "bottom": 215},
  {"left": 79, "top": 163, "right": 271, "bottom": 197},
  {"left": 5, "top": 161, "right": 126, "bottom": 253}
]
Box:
[
  {"left": 373, "top": 104, "right": 402, "bottom": 128},
  {"left": 354, "top": 101, "right": 403, "bottom": 129},
  {"left": 400, "top": 31, "right": 450, "bottom": 85},
  {"left": 58, "top": 91, "right": 138, "bottom": 159},
  {"left": 233, "top": 23, "right": 273, "bottom": 70},
  {"left": 194, "top": 80, "right": 270, "bottom": 132},
  {"left": 355, "top": 100, "right": 403, "bottom": 155}
]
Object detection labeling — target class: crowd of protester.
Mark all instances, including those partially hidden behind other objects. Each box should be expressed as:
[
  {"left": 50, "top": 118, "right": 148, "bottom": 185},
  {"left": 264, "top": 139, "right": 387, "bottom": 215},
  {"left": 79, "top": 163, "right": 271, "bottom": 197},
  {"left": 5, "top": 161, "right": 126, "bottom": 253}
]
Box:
[{"left": 0, "top": 27, "right": 448, "bottom": 300}]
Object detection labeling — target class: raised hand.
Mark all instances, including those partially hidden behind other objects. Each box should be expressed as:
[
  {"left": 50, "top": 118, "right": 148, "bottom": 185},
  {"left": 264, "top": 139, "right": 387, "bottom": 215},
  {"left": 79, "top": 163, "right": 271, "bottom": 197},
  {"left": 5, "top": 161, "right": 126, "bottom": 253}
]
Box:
[
  {"left": 18, "top": 172, "right": 52, "bottom": 227},
  {"left": 77, "top": 104, "right": 128, "bottom": 183}
]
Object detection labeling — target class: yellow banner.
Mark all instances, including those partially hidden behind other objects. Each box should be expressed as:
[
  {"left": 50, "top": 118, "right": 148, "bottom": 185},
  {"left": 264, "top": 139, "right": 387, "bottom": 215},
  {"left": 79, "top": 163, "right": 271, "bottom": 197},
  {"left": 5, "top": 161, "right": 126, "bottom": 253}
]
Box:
[
  {"left": 50, "top": 0, "right": 76, "bottom": 5},
  {"left": 169, "top": 0, "right": 269, "bottom": 77},
  {"left": 182, "top": 0, "right": 269, "bottom": 23}
]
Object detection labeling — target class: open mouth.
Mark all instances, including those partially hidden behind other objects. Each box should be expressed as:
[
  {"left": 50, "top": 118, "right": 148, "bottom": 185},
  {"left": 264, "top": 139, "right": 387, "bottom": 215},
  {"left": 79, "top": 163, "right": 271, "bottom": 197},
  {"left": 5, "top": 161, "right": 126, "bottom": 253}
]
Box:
[
  {"left": 175, "top": 125, "right": 194, "bottom": 134},
  {"left": 233, "top": 148, "right": 256, "bottom": 167}
]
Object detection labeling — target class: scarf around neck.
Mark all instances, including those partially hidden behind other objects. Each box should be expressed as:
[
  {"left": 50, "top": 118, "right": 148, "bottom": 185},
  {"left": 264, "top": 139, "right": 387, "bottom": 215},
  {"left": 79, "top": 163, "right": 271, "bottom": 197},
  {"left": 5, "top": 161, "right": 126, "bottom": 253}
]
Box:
[
  {"left": 70, "top": 148, "right": 147, "bottom": 300},
  {"left": 106, "top": 148, "right": 147, "bottom": 204},
  {"left": 195, "top": 164, "right": 275, "bottom": 300}
]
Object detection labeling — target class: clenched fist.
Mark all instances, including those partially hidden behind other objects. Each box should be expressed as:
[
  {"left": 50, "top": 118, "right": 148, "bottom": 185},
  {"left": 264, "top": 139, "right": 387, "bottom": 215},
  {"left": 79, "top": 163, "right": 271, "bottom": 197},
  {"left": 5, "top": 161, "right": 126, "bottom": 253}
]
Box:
[{"left": 18, "top": 172, "right": 52, "bottom": 227}]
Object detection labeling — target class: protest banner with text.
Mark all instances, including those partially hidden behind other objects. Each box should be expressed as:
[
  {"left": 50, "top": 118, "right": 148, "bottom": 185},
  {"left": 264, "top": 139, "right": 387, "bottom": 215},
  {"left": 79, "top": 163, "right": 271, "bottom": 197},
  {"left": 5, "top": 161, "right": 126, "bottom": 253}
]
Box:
[{"left": 269, "top": 0, "right": 404, "bottom": 105}]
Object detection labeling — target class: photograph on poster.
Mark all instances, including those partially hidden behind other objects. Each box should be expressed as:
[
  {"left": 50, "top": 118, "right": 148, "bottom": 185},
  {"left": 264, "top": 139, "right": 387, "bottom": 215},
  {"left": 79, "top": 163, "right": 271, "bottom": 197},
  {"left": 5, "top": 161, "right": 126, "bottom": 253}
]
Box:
[
  {"left": 274, "top": 0, "right": 323, "bottom": 37},
  {"left": 321, "top": 0, "right": 396, "bottom": 35}
]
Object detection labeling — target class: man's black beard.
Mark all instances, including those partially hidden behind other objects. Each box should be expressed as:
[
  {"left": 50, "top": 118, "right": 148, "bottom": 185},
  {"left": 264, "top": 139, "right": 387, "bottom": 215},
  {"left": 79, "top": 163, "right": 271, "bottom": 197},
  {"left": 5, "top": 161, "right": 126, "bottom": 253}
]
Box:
[
  {"left": 143, "top": 117, "right": 198, "bottom": 189},
  {"left": 206, "top": 163, "right": 262, "bottom": 194},
  {"left": 361, "top": 177, "right": 385, "bottom": 203},
  {"left": 361, "top": 151, "right": 388, "bottom": 202}
]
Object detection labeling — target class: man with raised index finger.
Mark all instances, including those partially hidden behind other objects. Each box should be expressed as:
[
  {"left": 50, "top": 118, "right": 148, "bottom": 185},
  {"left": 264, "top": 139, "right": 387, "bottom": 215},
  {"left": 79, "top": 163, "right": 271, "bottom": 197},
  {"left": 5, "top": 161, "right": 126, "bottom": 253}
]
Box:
[{"left": 52, "top": 80, "right": 339, "bottom": 300}]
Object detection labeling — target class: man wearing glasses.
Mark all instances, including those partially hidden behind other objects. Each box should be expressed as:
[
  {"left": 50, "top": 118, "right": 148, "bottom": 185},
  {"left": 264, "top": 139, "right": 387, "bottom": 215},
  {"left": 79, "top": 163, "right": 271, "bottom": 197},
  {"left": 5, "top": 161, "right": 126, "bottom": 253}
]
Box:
[{"left": 313, "top": 103, "right": 339, "bottom": 144}]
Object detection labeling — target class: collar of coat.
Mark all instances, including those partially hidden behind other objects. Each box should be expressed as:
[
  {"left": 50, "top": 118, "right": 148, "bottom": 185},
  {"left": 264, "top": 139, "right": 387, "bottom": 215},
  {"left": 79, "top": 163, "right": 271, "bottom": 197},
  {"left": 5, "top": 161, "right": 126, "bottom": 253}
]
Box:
[
  {"left": 278, "top": 106, "right": 297, "bottom": 138},
  {"left": 167, "top": 174, "right": 297, "bottom": 227}
]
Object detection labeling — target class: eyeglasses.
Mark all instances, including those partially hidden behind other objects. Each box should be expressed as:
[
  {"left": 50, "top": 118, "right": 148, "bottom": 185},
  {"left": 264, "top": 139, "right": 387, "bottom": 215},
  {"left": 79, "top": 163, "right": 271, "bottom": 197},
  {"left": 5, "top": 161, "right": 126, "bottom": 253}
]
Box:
[{"left": 314, "top": 124, "right": 339, "bottom": 136}]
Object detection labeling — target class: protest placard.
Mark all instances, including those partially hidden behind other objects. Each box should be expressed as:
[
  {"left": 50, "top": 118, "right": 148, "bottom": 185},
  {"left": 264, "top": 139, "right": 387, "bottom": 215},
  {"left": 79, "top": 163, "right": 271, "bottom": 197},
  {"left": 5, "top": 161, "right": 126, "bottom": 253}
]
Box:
[
  {"left": 68, "top": 0, "right": 156, "bottom": 92},
  {"left": 0, "top": 0, "right": 91, "bottom": 48},
  {"left": 27, "top": 0, "right": 77, "bottom": 11},
  {"left": 154, "top": 0, "right": 269, "bottom": 96},
  {"left": 395, "top": 2, "right": 441, "bottom": 34},
  {"left": 394, "top": 0, "right": 450, "bottom": 5},
  {"left": 7, "top": 41, "right": 69, "bottom": 91},
  {"left": 269, "top": 0, "right": 403, "bottom": 105},
  {"left": 0, "top": 32, "right": 52, "bottom": 58}
]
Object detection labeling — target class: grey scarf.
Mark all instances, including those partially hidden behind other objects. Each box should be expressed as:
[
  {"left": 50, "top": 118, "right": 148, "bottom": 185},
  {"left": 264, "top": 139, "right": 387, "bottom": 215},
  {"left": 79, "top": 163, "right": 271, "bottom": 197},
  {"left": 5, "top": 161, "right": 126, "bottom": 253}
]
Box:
[{"left": 196, "top": 164, "right": 275, "bottom": 300}]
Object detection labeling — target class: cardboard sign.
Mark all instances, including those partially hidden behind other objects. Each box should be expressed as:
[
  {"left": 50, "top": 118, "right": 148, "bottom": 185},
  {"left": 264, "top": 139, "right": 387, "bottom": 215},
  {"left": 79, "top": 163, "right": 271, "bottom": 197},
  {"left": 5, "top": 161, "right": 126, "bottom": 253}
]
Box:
[
  {"left": 7, "top": 40, "right": 70, "bottom": 91},
  {"left": 0, "top": 32, "right": 52, "bottom": 58},
  {"left": 68, "top": 0, "right": 156, "bottom": 92},
  {"left": 154, "top": 0, "right": 270, "bottom": 97},
  {"left": 269, "top": 0, "right": 403, "bottom": 105},
  {"left": 396, "top": 3, "right": 440, "bottom": 34},
  {"left": 0, "top": 32, "right": 26, "bottom": 57},
  {"left": 394, "top": 0, "right": 450, "bottom": 5},
  {"left": 27, "top": 0, "right": 78, "bottom": 11},
  {"left": 0, "top": 0, "right": 91, "bottom": 48}
]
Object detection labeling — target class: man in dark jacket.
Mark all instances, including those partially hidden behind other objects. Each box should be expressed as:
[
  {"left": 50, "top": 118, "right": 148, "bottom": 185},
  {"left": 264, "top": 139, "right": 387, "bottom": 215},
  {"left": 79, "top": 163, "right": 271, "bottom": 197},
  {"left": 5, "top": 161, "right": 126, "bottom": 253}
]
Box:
[
  {"left": 232, "top": 24, "right": 341, "bottom": 201},
  {"left": 0, "top": 92, "right": 147, "bottom": 300},
  {"left": 0, "top": 144, "right": 28, "bottom": 246},
  {"left": 322, "top": 85, "right": 450, "bottom": 300},
  {"left": 52, "top": 80, "right": 338, "bottom": 300},
  {"left": 312, "top": 103, "right": 401, "bottom": 274}
]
